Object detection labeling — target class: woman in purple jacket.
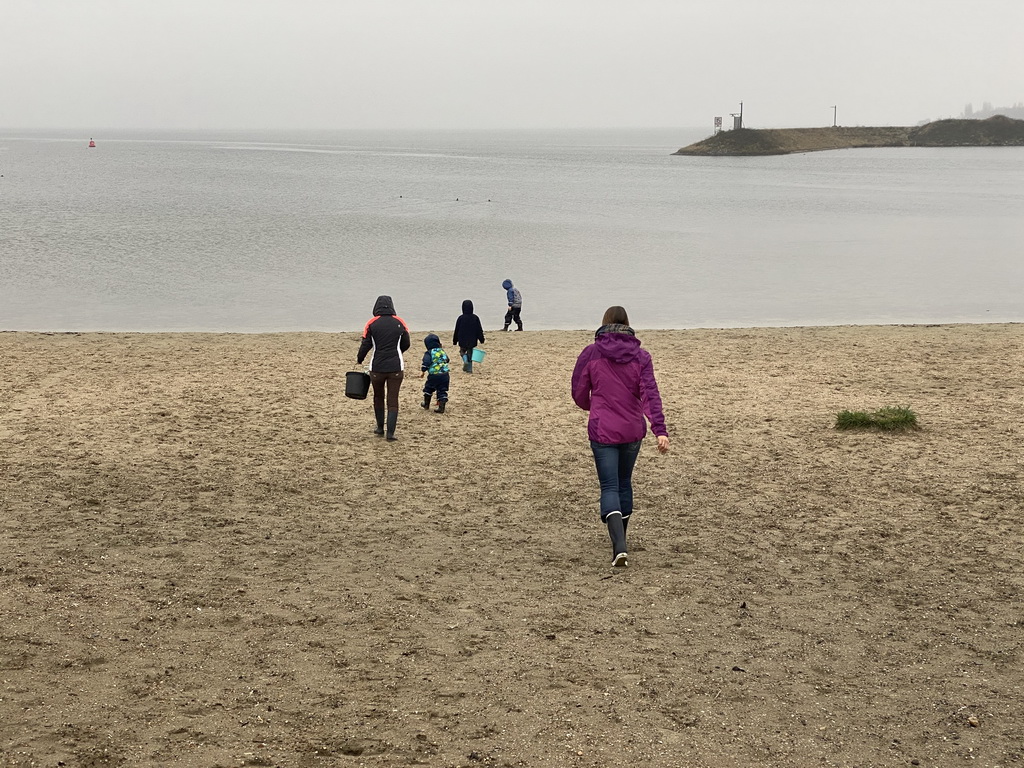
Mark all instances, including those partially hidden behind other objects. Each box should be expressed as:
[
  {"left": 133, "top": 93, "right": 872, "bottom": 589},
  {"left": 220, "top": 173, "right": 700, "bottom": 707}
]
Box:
[{"left": 571, "top": 306, "right": 669, "bottom": 567}]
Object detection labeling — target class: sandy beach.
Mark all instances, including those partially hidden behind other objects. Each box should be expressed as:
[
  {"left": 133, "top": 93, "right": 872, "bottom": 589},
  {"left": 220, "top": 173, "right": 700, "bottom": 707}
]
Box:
[{"left": 1, "top": 324, "right": 1021, "bottom": 767}]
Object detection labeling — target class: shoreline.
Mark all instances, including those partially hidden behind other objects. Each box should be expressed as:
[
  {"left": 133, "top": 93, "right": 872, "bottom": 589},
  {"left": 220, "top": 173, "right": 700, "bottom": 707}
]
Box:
[{"left": 2, "top": 319, "right": 1021, "bottom": 336}]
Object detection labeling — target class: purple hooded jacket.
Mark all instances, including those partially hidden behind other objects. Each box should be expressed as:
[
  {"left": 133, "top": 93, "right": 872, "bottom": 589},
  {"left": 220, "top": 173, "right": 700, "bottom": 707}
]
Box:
[{"left": 571, "top": 326, "right": 667, "bottom": 444}]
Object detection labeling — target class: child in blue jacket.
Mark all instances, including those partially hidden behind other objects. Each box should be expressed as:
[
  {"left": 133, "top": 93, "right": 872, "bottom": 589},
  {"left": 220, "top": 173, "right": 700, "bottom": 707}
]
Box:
[
  {"left": 501, "top": 279, "right": 523, "bottom": 331},
  {"left": 420, "top": 334, "right": 451, "bottom": 413}
]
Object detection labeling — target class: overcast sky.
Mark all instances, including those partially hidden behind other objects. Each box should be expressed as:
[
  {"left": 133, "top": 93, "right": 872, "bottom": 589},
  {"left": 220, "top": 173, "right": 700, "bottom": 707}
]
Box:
[{"left": 4, "top": 0, "right": 1021, "bottom": 131}]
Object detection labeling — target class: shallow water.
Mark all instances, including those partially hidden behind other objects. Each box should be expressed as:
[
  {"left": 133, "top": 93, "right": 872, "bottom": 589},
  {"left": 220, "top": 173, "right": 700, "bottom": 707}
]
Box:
[{"left": 1, "top": 128, "right": 1022, "bottom": 331}]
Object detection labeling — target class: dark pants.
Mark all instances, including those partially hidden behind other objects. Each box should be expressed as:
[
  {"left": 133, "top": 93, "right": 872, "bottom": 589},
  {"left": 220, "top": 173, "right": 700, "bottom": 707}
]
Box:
[
  {"left": 423, "top": 372, "right": 450, "bottom": 402},
  {"left": 504, "top": 306, "right": 522, "bottom": 329},
  {"left": 590, "top": 440, "right": 642, "bottom": 522},
  {"left": 370, "top": 370, "right": 404, "bottom": 411}
]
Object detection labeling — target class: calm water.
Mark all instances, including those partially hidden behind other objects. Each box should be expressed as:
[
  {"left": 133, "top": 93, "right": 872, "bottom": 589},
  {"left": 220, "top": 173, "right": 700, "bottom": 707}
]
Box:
[{"left": 2, "top": 128, "right": 1022, "bottom": 332}]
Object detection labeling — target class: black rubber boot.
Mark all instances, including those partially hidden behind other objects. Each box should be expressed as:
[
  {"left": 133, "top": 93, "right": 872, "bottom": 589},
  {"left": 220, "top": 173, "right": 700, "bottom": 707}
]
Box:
[
  {"left": 385, "top": 410, "right": 398, "bottom": 441},
  {"left": 622, "top": 516, "right": 629, "bottom": 536},
  {"left": 373, "top": 407, "right": 385, "bottom": 436},
  {"left": 421, "top": 394, "right": 431, "bottom": 410},
  {"left": 606, "top": 512, "right": 628, "bottom": 566},
  {"left": 502, "top": 323, "right": 510, "bottom": 332},
  {"left": 434, "top": 400, "right": 446, "bottom": 414}
]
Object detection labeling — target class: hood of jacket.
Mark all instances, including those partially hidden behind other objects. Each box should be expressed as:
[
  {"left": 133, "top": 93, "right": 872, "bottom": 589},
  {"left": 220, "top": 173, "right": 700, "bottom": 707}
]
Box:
[
  {"left": 423, "top": 333, "right": 442, "bottom": 350},
  {"left": 372, "top": 295, "right": 396, "bottom": 316},
  {"left": 595, "top": 327, "right": 641, "bottom": 364},
  {"left": 501, "top": 279, "right": 513, "bottom": 290},
  {"left": 595, "top": 323, "right": 635, "bottom": 340},
  {"left": 461, "top": 299, "right": 474, "bottom": 314}
]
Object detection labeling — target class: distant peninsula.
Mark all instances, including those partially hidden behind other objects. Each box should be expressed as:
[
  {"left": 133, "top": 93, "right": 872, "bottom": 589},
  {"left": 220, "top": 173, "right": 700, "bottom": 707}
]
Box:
[{"left": 673, "top": 115, "right": 1024, "bottom": 156}]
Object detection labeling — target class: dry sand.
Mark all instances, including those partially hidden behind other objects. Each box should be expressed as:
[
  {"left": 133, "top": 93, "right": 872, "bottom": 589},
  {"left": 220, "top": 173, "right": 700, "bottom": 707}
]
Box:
[{"left": 1, "top": 324, "right": 1021, "bottom": 767}]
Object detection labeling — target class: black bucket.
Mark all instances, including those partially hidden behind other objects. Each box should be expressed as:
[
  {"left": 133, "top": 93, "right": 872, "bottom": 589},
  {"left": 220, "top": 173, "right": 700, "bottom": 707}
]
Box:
[{"left": 345, "top": 371, "right": 371, "bottom": 400}]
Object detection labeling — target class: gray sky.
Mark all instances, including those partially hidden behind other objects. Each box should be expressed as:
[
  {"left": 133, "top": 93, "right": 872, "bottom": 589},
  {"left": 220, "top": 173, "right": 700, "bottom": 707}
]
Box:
[{"left": 4, "top": 0, "right": 1021, "bottom": 130}]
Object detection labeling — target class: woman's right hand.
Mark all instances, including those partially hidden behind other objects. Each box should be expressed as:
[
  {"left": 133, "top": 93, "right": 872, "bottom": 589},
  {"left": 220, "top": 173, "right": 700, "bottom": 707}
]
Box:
[{"left": 656, "top": 435, "right": 670, "bottom": 454}]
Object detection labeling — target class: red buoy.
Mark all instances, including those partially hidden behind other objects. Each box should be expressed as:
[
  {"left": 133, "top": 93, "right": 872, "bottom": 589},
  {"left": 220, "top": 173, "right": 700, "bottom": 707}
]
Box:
[{"left": 88, "top": 139, "right": 96, "bottom": 148}]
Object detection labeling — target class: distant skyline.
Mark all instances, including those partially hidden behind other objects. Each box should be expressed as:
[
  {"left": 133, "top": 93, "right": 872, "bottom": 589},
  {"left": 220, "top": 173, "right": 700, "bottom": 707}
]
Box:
[{"left": 3, "top": 0, "right": 1022, "bottom": 131}]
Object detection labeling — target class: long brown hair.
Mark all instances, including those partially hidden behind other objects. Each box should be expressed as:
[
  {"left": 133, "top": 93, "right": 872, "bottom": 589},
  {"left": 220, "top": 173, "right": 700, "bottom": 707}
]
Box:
[{"left": 601, "top": 306, "right": 630, "bottom": 326}]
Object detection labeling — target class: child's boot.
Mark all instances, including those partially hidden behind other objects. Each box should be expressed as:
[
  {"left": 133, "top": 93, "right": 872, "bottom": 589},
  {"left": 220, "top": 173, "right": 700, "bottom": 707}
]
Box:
[
  {"left": 606, "top": 511, "right": 628, "bottom": 567},
  {"left": 385, "top": 410, "right": 399, "bottom": 441},
  {"left": 502, "top": 323, "right": 510, "bottom": 332},
  {"left": 421, "top": 394, "right": 431, "bottom": 410},
  {"left": 434, "top": 400, "right": 446, "bottom": 414},
  {"left": 373, "top": 407, "right": 385, "bottom": 436}
]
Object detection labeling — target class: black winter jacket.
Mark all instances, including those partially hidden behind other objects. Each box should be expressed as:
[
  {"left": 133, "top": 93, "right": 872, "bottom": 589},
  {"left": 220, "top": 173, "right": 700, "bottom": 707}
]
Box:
[
  {"left": 453, "top": 300, "right": 486, "bottom": 350},
  {"left": 357, "top": 295, "right": 411, "bottom": 372}
]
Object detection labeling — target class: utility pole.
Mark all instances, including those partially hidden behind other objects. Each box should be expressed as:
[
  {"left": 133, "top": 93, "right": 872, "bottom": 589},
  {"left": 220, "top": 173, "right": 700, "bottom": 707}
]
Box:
[{"left": 831, "top": 105, "right": 837, "bottom": 127}]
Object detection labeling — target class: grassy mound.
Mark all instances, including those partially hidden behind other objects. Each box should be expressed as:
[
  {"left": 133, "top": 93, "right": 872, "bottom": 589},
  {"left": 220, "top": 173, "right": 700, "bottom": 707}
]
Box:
[
  {"left": 909, "top": 115, "right": 1024, "bottom": 146},
  {"left": 835, "top": 406, "right": 920, "bottom": 431},
  {"left": 674, "top": 117, "right": 1024, "bottom": 156}
]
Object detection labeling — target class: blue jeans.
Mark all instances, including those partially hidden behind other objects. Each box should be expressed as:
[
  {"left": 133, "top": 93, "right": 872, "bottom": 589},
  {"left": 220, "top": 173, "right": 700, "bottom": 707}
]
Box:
[{"left": 590, "top": 440, "right": 642, "bottom": 522}]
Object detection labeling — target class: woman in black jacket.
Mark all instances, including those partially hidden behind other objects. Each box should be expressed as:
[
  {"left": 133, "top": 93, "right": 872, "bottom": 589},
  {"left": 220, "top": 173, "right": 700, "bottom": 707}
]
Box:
[{"left": 357, "top": 295, "right": 411, "bottom": 441}]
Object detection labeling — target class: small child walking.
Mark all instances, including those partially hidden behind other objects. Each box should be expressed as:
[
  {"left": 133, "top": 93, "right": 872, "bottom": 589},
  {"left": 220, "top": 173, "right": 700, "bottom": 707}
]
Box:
[
  {"left": 453, "top": 299, "right": 485, "bottom": 373},
  {"left": 420, "top": 334, "right": 451, "bottom": 413},
  {"left": 501, "top": 279, "right": 523, "bottom": 331}
]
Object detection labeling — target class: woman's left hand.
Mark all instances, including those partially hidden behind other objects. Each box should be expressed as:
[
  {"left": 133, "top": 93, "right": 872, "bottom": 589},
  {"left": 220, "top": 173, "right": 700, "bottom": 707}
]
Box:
[{"left": 656, "top": 435, "right": 670, "bottom": 454}]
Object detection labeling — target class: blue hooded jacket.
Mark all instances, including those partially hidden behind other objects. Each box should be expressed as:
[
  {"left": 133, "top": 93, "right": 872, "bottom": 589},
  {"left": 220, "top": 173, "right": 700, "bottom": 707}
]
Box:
[{"left": 502, "top": 279, "right": 522, "bottom": 307}]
